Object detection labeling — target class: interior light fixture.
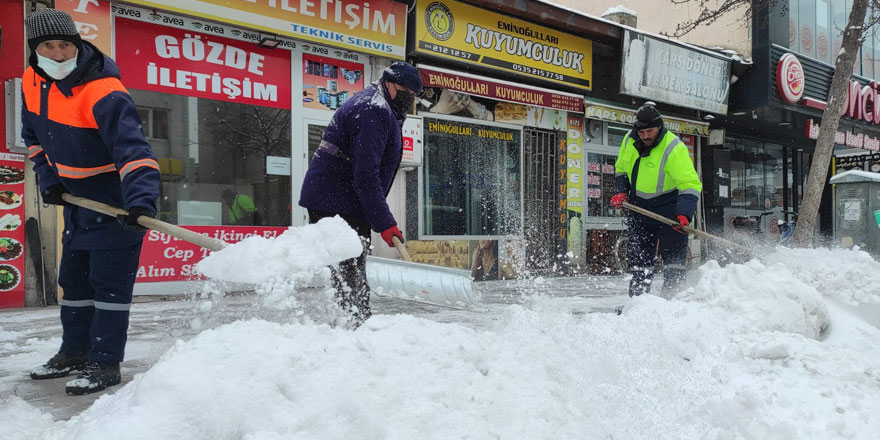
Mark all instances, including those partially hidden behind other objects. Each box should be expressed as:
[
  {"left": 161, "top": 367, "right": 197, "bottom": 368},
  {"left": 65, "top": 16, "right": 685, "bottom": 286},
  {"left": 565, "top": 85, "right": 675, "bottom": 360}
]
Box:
[
  {"left": 257, "top": 34, "right": 281, "bottom": 49},
  {"left": 731, "top": 111, "right": 747, "bottom": 116}
]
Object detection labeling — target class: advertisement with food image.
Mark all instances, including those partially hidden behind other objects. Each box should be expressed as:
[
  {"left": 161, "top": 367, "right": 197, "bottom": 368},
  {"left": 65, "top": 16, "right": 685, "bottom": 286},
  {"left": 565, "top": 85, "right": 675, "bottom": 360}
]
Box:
[
  {"left": 0, "top": 265, "right": 21, "bottom": 292},
  {"left": 0, "top": 165, "right": 25, "bottom": 184},
  {"left": 0, "top": 153, "right": 25, "bottom": 308},
  {"left": 0, "top": 190, "right": 22, "bottom": 209},
  {"left": 0, "top": 238, "right": 23, "bottom": 261}
]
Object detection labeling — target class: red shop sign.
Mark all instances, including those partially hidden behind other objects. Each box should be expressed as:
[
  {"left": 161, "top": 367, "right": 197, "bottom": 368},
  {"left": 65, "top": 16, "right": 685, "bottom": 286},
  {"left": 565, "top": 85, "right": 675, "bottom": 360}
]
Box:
[
  {"left": 419, "top": 65, "right": 583, "bottom": 112},
  {"left": 777, "top": 53, "right": 804, "bottom": 104},
  {"left": 137, "top": 225, "right": 288, "bottom": 283},
  {"left": 115, "top": 17, "right": 291, "bottom": 109}
]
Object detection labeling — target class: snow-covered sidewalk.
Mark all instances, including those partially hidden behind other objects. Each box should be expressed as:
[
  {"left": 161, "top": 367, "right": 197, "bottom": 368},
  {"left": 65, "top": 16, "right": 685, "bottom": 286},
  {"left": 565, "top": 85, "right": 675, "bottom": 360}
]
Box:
[{"left": 2, "top": 247, "right": 880, "bottom": 440}]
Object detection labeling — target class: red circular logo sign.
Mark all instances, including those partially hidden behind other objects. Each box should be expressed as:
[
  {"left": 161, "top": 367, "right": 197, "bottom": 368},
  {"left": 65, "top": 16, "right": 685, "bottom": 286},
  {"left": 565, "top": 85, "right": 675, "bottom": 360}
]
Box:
[{"left": 777, "top": 53, "right": 805, "bottom": 104}]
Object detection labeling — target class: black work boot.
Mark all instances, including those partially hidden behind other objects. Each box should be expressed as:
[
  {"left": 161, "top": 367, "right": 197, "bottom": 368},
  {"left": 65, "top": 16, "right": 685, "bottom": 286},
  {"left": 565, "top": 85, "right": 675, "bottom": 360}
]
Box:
[
  {"left": 30, "top": 352, "right": 88, "bottom": 380},
  {"left": 628, "top": 269, "right": 654, "bottom": 297},
  {"left": 65, "top": 362, "right": 121, "bottom": 395}
]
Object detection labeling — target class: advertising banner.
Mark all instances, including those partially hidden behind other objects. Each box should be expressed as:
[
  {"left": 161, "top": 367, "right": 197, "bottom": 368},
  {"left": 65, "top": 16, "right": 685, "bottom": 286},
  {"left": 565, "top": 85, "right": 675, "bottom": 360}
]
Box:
[
  {"left": 57, "top": 0, "right": 112, "bottom": 54},
  {"left": 566, "top": 116, "right": 583, "bottom": 215},
  {"left": 137, "top": 225, "right": 287, "bottom": 283},
  {"left": 302, "top": 53, "right": 364, "bottom": 111},
  {"left": 115, "top": 17, "right": 291, "bottom": 109},
  {"left": 401, "top": 116, "right": 423, "bottom": 166},
  {"left": 0, "top": 153, "right": 26, "bottom": 308},
  {"left": 585, "top": 102, "right": 710, "bottom": 137},
  {"left": 413, "top": 0, "right": 592, "bottom": 91},
  {"left": 419, "top": 65, "right": 583, "bottom": 112},
  {"left": 120, "top": 0, "right": 406, "bottom": 58},
  {"left": 621, "top": 30, "right": 730, "bottom": 114}
]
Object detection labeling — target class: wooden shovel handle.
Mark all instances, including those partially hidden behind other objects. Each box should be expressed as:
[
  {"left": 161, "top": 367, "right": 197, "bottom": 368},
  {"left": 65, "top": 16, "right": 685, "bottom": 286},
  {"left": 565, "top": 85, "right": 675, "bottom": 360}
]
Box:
[
  {"left": 622, "top": 201, "right": 751, "bottom": 255},
  {"left": 61, "top": 193, "right": 228, "bottom": 252},
  {"left": 392, "top": 236, "right": 412, "bottom": 262}
]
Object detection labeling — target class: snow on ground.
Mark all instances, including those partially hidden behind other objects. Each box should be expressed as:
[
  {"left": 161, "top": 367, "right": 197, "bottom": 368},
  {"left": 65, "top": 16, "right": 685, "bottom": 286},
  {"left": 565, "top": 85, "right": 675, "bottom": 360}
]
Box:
[{"left": 2, "top": 246, "right": 880, "bottom": 439}]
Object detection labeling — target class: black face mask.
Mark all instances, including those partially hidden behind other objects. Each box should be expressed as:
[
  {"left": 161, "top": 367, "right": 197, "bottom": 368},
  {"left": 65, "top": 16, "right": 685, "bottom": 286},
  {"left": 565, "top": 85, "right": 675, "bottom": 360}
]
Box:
[{"left": 390, "top": 91, "right": 415, "bottom": 116}]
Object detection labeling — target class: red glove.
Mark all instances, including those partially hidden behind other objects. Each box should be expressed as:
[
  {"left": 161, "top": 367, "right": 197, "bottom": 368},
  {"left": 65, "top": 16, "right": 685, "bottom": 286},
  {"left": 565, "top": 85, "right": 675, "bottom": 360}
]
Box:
[
  {"left": 674, "top": 215, "right": 690, "bottom": 233},
  {"left": 381, "top": 225, "right": 404, "bottom": 247},
  {"left": 610, "top": 192, "right": 627, "bottom": 208}
]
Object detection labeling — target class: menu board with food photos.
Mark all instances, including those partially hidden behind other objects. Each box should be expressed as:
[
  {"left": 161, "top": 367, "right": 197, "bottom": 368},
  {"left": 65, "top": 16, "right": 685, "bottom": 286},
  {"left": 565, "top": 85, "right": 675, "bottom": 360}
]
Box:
[{"left": 0, "top": 153, "right": 25, "bottom": 308}]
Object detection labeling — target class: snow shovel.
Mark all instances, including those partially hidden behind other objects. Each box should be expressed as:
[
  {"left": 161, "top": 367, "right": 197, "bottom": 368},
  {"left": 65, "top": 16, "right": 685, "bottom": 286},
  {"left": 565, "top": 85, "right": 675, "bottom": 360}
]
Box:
[
  {"left": 61, "top": 194, "right": 228, "bottom": 251},
  {"left": 366, "top": 236, "right": 479, "bottom": 310},
  {"left": 64, "top": 194, "right": 478, "bottom": 308},
  {"left": 622, "top": 201, "right": 751, "bottom": 256}
]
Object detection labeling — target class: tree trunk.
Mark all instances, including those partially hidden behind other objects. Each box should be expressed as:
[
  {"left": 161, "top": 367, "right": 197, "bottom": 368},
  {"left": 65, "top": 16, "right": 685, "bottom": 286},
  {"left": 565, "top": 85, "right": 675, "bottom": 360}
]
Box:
[{"left": 791, "top": 0, "right": 869, "bottom": 247}]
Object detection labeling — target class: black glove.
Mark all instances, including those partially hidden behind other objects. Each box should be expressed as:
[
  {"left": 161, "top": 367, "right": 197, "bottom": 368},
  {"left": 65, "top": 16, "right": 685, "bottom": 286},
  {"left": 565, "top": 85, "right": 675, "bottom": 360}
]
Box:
[
  {"left": 117, "top": 207, "right": 154, "bottom": 231},
  {"left": 40, "top": 184, "right": 69, "bottom": 206}
]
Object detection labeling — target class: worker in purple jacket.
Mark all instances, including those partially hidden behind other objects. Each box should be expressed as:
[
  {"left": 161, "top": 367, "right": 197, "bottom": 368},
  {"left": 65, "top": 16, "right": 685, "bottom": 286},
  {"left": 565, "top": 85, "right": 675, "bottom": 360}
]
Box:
[{"left": 299, "top": 62, "right": 422, "bottom": 329}]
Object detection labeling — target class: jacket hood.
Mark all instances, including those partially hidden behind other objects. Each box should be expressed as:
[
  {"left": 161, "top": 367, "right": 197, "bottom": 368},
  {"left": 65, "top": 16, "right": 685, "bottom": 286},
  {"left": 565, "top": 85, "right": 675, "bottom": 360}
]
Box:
[{"left": 29, "top": 41, "right": 120, "bottom": 97}]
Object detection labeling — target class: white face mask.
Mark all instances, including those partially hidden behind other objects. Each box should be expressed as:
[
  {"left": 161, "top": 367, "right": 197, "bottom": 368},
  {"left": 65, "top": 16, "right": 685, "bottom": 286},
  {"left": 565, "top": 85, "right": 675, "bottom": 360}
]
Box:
[{"left": 36, "top": 50, "right": 78, "bottom": 81}]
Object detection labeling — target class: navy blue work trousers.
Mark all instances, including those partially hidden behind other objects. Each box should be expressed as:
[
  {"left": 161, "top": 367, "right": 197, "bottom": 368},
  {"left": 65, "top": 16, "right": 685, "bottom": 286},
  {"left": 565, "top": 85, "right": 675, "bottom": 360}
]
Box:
[
  {"left": 626, "top": 216, "right": 688, "bottom": 296},
  {"left": 58, "top": 242, "right": 143, "bottom": 364}
]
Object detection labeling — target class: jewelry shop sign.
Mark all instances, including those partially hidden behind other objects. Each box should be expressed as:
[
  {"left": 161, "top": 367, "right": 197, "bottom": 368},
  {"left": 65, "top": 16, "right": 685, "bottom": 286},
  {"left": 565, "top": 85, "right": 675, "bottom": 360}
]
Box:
[
  {"left": 119, "top": 0, "right": 407, "bottom": 58},
  {"left": 414, "top": 0, "right": 592, "bottom": 91},
  {"left": 621, "top": 30, "right": 730, "bottom": 114}
]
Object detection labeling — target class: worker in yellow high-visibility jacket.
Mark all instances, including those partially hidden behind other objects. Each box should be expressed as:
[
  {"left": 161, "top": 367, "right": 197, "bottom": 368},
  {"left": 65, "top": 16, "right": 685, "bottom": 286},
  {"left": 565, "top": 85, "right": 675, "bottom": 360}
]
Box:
[{"left": 611, "top": 104, "right": 702, "bottom": 296}]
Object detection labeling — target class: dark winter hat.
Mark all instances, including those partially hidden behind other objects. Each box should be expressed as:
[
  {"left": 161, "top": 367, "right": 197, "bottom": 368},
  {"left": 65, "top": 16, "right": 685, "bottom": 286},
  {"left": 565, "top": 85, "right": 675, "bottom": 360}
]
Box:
[
  {"left": 634, "top": 104, "right": 663, "bottom": 130},
  {"left": 382, "top": 62, "right": 423, "bottom": 95},
  {"left": 25, "top": 8, "right": 83, "bottom": 52}
]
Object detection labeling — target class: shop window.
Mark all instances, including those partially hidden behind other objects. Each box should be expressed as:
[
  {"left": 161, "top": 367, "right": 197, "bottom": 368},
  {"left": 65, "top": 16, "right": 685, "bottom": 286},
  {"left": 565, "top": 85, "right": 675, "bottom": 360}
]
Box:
[
  {"left": 422, "top": 117, "right": 521, "bottom": 237},
  {"left": 606, "top": 124, "right": 631, "bottom": 149},
  {"left": 130, "top": 90, "right": 291, "bottom": 227},
  {"left": 586, "top": 152, "right": 625, "bottom": 218},
  {"left": 137, "top": 107, "right": 169, "bottom": 140}
]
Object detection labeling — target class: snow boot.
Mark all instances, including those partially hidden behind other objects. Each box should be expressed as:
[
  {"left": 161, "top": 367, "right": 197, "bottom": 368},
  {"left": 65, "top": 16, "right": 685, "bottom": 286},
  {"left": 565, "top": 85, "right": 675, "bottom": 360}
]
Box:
[
  {"left": 65, "top": 362, "right": 121, "bottom": 395},
  {"left": 30, "top": 352, "right": 88, "bottom": 380}
]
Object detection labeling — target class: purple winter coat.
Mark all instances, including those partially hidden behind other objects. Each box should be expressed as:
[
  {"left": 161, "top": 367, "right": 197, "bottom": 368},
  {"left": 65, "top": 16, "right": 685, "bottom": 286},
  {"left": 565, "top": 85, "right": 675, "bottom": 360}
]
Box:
[{"left": 298, "top": 82, "right": 404, "bottom": 232}]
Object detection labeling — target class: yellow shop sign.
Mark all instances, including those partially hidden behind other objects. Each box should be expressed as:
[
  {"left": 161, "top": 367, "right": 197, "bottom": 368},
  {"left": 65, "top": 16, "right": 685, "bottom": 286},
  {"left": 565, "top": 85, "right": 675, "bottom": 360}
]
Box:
[
  {"left": 414, "top": 0, "right": 592, "bottom": 90},
  {"left": 121, "top": 0, "right": 407, "bottom": 58}
]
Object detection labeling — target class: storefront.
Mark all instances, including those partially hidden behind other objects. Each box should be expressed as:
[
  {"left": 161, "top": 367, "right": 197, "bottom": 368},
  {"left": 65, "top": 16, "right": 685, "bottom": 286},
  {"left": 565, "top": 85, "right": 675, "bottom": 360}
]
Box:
[
  {"left": 575, "top": 29, "right": 730, "bottom": 273},
  {"left": 403, "top": 0, "right": 594, "bottom": 277},
  {"left": 2, "top": 0, "right": 407, "bottom": 305},
  {"left": 703, "top": 1, "right": 880, "bottom": 250},
  {"left": 581, "top": 100, "right": 710, "bottom": 272}
]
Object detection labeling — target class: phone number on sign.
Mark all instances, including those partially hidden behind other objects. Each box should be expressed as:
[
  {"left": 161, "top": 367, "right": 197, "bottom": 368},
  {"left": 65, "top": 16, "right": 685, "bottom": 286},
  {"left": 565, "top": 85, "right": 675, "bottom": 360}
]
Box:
[{"left": 511, "top": 64, "right": 563, "bottom": 81}]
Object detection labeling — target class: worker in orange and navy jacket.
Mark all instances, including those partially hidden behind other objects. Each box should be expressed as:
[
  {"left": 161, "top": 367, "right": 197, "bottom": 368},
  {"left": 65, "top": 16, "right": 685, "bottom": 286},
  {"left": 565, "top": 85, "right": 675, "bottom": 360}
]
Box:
[{"left": 22, "top": 8, "right": 160, "bottom": 396}]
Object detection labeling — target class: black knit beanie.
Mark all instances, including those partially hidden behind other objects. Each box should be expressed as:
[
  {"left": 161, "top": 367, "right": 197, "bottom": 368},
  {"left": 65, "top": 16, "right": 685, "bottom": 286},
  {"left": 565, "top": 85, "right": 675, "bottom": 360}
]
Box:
[
  {"left": 25, "top": 8, "right": 83, "bottom": 52},
  {"left": 634, "top": 104, "right": 663, "bottom": 131}
]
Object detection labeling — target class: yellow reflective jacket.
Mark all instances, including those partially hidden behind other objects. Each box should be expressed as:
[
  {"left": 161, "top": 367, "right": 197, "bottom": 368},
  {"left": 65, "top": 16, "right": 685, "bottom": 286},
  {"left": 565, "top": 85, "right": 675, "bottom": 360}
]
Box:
[{"left": 614, "top": 128, "right": 702, "bottom": 217}]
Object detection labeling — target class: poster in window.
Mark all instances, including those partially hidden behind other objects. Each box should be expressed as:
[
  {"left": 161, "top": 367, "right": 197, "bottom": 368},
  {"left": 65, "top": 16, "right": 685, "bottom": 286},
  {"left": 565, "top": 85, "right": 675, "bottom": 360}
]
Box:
[
  {"left": 302, "top": 54, "right": 364, "bottom": 111},
  {"left": 0, "top": 153, "right": 26, "bottom": 308}
]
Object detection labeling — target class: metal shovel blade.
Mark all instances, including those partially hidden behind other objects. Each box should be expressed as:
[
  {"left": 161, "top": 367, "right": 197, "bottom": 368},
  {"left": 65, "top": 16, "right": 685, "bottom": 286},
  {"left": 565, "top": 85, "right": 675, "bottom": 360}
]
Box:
[{"left": 366, "top": 256, "right": 478, "bottom": 309}]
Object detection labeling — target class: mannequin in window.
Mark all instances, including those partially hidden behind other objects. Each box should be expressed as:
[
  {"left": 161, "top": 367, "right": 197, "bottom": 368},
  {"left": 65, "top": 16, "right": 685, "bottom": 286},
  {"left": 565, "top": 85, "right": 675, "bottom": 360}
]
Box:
[{"left": 222, "top": 188, "right": 263, "bottom": 226}]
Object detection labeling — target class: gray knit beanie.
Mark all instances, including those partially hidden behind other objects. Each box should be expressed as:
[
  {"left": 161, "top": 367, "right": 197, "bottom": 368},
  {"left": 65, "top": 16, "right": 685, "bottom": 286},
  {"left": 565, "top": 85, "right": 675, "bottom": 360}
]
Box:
[{"left": 25, "top": 8, "right": 83, "bottom": 51}]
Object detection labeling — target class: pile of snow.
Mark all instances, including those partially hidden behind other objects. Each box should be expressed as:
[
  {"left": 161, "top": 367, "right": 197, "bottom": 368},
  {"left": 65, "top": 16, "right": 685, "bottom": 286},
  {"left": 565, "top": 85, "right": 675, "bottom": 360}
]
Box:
[
  {"left": 195, "top": 216, "right": 362, "bottom": 285},
  {"left": 2, "top": 247, "right": 880, "bottom": 439}
]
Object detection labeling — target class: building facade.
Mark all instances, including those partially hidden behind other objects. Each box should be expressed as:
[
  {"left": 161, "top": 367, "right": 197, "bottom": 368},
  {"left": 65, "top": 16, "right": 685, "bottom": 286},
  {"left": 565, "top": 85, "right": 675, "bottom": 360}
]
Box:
[{"left": 2, "top": 0, "right": 737, "bottom": 307}]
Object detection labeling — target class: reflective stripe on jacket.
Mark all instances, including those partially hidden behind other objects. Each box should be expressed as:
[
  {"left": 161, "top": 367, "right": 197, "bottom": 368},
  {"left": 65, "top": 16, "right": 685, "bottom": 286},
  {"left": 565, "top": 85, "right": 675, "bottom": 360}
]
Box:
[
  {"left": 614, "top": 129, "right": 702, "bottom": 218},
  {"left": 22, "top": 42, "right": 160, "bottom": 250}
]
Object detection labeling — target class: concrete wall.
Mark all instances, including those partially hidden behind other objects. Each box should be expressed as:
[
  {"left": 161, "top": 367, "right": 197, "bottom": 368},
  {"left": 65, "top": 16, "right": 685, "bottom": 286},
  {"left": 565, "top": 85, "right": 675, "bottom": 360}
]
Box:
[{"left": 552, "top": 0, "right": 752, "bottom": 59}]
